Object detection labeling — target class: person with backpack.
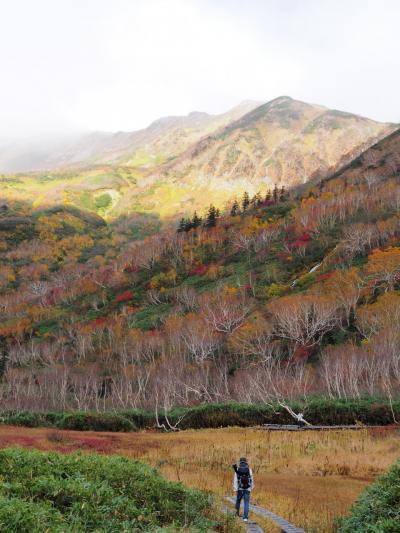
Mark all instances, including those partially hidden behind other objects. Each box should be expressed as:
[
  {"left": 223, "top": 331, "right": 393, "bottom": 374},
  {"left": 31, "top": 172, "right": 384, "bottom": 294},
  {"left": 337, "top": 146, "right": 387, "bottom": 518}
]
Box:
[
  {"left": 232, "top": 456, "right": 253, "bottom": 522},
  {"left": 295, "top": 412, "right": 306, "bottom": 428}
]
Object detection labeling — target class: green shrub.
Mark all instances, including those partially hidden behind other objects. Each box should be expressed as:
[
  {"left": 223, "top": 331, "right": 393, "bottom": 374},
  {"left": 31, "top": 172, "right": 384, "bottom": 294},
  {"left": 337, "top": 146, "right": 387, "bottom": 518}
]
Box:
[
  {"left": 1, "top": 398, "right": 399, "bottom": 432},
  {"left": 94, "top": 193, "right": 112, "bottom": 210},
  {"left": 295, "top": 272, "right": 316, "bottom": 289},
  {"left": 338, "top": 460, "right": 400, "bottom": 532},
  {"left": 0, "top": 448, "right": 215, "bottom": 532},
  {"left": 6, "top": 412, "right": 45, "bottom": 428},
  {"left": 0, "top": 496, "right": 66, "bottom": 532},
  {"left": 266, "top": 283, "right": 289, "bottom": 298},
  {"left": 128, "top": 303, "right": 172, "bottom": 330},
  {"left": 118, "top": 408, "right": 156, "bottom": 428},
  {"left": 4, "top": 411, "right": 63, "bottom": 428},
  {"left": 58, "top": 413, "right": 136, "bottom": 432}
]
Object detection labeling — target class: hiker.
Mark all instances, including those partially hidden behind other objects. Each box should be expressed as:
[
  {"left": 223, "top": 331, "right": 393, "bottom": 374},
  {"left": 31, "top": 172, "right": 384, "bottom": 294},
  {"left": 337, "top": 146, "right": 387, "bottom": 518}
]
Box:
[
  {"left": 295, "top": 412, "right": 306, "bottom": 428},
  {"left": 232, "top": 456, "right": 253, "bottom": 522}
]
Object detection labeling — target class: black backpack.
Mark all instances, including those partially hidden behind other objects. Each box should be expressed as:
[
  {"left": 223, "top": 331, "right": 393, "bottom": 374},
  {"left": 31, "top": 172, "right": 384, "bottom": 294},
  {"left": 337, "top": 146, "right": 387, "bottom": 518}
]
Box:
[{"left": 237, "top": 464, "right": 250, "bottom": 490}]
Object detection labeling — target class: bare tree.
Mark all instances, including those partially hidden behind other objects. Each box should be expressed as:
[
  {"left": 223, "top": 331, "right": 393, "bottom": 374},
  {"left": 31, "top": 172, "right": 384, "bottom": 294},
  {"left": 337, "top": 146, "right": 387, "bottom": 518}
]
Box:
[
  {"left": 248, "top": 357, "right": 313, "bottom": 423},
  {"left": 180, "top": 316, "right": 220, "bottom": 362},
  {"left": 268, "top": 294, "right": 341, "bottom": 348},
  {"left": 201, "top": 288, "right": 252, "bottom": 334}
]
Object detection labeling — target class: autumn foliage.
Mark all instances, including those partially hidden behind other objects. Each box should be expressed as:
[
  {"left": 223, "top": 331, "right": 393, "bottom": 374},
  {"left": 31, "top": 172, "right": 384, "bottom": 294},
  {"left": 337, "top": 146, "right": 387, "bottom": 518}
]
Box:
[{"left": 0, "top": 131, "right": 400, "bottom": 411}]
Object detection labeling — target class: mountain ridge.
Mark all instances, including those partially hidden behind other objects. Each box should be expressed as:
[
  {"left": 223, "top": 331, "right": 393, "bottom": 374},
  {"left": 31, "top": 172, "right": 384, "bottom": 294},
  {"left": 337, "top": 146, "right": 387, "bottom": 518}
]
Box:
[
  {"left": 156, "top": 96, "right": 395, "bottom": 189},
  {"left": 0, "top": 96, "right": 396, "bottom": 225}
]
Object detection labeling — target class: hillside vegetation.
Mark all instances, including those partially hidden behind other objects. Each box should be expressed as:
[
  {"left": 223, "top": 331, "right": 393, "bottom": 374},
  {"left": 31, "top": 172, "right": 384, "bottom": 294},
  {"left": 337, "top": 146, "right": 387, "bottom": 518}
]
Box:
[{"left": 0, "top": 127, "right": 399, "bottom": 412}]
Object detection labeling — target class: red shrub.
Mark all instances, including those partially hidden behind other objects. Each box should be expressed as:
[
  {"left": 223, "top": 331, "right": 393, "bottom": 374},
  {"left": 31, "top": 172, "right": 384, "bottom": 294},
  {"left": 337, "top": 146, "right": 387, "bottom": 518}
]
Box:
[
  {"left": 0, "top": 436, "right": 37, "bottom": 448},
  {"left": 44, "top": 287, "right": 64, "bottom": 306},
  {"left": 293, "top": 345, "right": 312, "bottom": 361},
  {"left": 76, "top": 437, "right": 113, "bottom": 453},
  {"left": 291, "top": 232, "right": 312, "bottom": 248},
  {"left": 115, "top": 290, "right": 134, "bottom": 303},
  {"left": 55, "top": 445, "right": 75, "bottom": 454},
  {"left": 316, "top": 272, "right": 333, "bottom": 282},
  {"left": 93, "top": 317, "right": 106, "bottom": 328},
  {"left": 124, "top": 265, "right": 140, "bottom": 273},
  {"left": 297, "top": 232, "right": 312, "bottom": 242},
  {"left": 189, "top": 264, "right": 208, "bottom": 276}
]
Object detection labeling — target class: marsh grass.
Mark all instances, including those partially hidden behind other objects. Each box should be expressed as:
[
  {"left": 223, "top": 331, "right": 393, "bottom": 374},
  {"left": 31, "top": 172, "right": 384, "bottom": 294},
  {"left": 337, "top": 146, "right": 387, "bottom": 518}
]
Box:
[
  {"left": 117, "top": 426, "right": 400, "bottom": 533},
  {"left": 0, "top": 424, "right": 398, "bottom": 532}
]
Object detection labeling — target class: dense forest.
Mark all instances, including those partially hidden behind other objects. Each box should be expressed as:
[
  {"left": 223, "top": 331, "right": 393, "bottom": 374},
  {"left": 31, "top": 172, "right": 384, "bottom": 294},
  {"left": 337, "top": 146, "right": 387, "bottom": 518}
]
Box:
[{"left": 0, "top": 129, "right": 399, "bottom": 413}]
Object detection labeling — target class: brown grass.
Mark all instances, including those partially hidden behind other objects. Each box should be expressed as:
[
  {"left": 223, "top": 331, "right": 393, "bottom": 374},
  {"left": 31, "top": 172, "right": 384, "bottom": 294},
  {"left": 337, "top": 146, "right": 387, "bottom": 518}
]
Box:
[{"left": 0, "top": 424, "right": 398, "bottom": 532}]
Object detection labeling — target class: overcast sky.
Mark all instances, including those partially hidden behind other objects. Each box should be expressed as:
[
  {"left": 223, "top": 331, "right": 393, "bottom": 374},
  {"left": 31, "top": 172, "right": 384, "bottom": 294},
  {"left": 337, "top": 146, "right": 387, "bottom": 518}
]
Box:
[{"left": 1, "top": 0, "right": 399, "bottom": 140}]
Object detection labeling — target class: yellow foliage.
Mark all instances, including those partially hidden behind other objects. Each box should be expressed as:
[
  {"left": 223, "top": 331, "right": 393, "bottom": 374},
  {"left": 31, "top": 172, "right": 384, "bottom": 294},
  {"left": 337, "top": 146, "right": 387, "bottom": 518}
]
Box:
[
  {"left": 164, "top": 313, "right": 184, "bottom": 333},
  {"left": 0, "top": 317, "right": 32, "bottom": 338},
  {"left": 76, "top": 278, "right": 98, "bottom": 295},
  {"left": 26, "top": 306, "right": 51, "bottom": 321},
  {"left": 228, "top": 311, "right": 272, "bottom": 354},
  {"left": 92, "top": 255, "right": 106, "bottom": 267},
  {"left": 36, "top": 215, "right": 64, "bottom": 241},
  {"left": 206, "top": 263, "right": 223, "bottom": 280},
  {"left": 166, "top": 268, "right": 177, "bottom": 285},
  {"left": 0, "top": 265, "right": 16, "bottom": 287},
  {"left": 19, "top": 263, "right": 49, "bottom": 281},
  {"left": 223, "top": 286, "right": 238, "bottom": 295}
]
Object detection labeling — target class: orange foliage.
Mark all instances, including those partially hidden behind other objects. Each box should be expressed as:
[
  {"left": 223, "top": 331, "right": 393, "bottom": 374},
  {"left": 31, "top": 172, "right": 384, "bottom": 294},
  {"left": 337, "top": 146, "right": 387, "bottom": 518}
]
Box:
[
  {"left": 365, "top": 247, "right": 400, "bottom": 291},
  {"left": 356, "top": 291, "right": 400, "bottom": 338}
]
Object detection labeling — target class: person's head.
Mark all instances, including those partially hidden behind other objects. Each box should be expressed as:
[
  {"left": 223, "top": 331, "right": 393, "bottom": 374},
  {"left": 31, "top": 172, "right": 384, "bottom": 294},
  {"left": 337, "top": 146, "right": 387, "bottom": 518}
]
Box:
[{"left": 239, "top": 456, "right": 247, "bottom": 464}]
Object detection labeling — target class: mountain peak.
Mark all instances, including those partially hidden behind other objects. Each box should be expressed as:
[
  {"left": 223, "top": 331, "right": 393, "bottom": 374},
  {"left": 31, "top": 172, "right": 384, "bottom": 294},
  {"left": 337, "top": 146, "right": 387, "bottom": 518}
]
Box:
[{"left": 272, "top": 95, "right": 293, "bottom": 102}]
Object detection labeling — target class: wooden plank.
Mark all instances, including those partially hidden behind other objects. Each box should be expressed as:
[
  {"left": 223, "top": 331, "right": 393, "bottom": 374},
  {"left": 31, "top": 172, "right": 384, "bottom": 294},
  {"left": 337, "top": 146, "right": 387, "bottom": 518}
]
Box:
[
  {"left": 221, "top": 504, "right": 265, "bottom": 533},
  {"left": 225, "top": 496, "right": 306, "bottom": 533},
  {"left": 262, "top": 424, "right": 380, "bottom": 431}
]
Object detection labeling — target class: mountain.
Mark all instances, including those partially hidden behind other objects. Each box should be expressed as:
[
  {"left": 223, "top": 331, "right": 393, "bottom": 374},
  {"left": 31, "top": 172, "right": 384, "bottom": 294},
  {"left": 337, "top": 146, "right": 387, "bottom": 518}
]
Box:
[
  {"left": 159, "top": 96, "right": 394, "bottom": 188},
  {"left": 0, "top": 97, "right": 395, "bottom": 226},
  {"left": 0, "top": 100, "right": 262, "bottom": 173}
]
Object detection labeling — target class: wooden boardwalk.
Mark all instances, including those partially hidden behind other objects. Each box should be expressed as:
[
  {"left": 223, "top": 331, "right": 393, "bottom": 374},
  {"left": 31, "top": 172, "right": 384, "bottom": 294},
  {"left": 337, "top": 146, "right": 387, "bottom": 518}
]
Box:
[
  {"left": 245, "top": 521, "right": 265, "bottom": 533},
  {"left": 263, "top": 423, "right": 375, "bottom": 431},
  {"left": 221, "top": 504, "right": 265, "bottom": 532},
  {"left": 225, "top": 496, "right": 306, "bottom": 533}
]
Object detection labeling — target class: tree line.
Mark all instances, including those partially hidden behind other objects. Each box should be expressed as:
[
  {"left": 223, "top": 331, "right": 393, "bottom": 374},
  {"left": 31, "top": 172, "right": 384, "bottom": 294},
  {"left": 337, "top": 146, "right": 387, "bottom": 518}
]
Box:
[{"left": 177, "top": 185, "right": 288, "bottom": 232}]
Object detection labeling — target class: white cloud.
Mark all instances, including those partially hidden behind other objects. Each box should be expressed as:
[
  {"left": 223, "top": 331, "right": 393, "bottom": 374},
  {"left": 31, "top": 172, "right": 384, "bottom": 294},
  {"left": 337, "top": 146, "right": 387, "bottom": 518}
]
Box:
[{"left": 0, "top": 0, "right": 399, "bottom": 139}]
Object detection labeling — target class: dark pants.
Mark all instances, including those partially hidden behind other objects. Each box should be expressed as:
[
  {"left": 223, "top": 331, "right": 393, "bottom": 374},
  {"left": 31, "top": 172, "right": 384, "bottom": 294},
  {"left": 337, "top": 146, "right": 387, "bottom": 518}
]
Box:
[
  {"left": 297, "top": 420, "right": 305, "bottom": 428},
  {"left": 235, "top": 489, "right": 250, "bottom": 519}
]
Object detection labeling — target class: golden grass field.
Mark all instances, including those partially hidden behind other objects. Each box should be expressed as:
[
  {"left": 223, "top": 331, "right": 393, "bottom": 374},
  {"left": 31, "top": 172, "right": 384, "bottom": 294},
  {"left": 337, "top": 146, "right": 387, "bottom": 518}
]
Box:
[{"left": 0, "top": 424, "right": 398, "bottom": 532}]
